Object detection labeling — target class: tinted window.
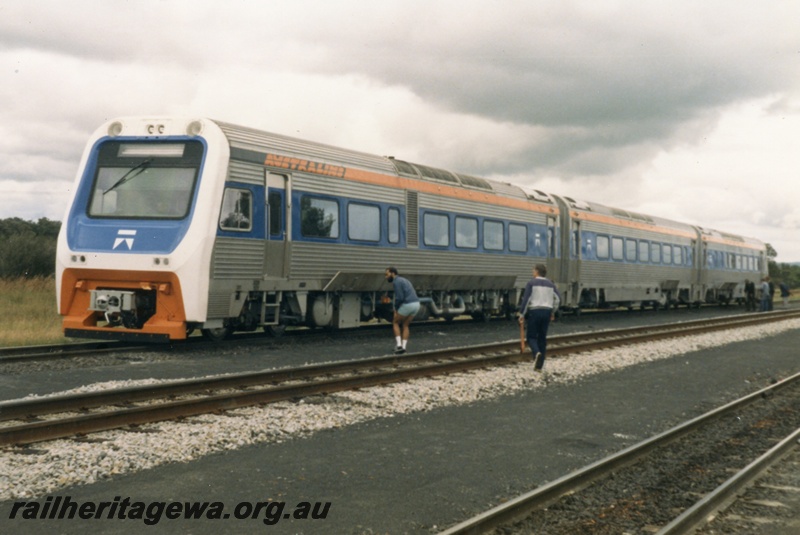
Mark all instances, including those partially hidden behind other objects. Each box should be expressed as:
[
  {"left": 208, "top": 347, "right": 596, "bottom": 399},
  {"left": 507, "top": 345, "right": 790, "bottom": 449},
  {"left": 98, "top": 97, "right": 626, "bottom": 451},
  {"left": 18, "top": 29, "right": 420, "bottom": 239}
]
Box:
[
  {"left": 301, "top": 196, "right": 339, "bottom": 238},
  {"left": 651, "top": 243, "right": 661, "bottom": 263},
  {"left": 626, "top": 239, "right": 637, "bottom": 262},
  {"left": 483, "top": 220, "right": 504, "bottom": 250},
  {"left": 423, "top": 213, "right": 449, "bottom": 246},
  {"left": 268, "top": 191, "right": 282, "bottom": 237},
  {"left": 674, "top": 245, "right": 683, "bottom": 265},
  {"left": 219, "top": 188, "right": 252, "bottom": 231},
  {"left": 612, "top": 237, "right": 624, "bottom": 260},
  {"left": 455, "top": 216, "right": 478, "bottom": 248},
  {"left": 638, "top": 241, "right": 649, "bottom": 262},
  {"left": 597, "top": 236, "right": 609, "bottom": 259},
  {"left": 88, "top": 140, "right": 202, "bottom": 219},
  {"left": 509, "top": 224, "right": 527, "bottom": 252},
  {"left": 388, "top": 208, "right": 400, "bottom": 244},
  {"left": 348, "top": 203, "right": 380, "bottom": 242}
]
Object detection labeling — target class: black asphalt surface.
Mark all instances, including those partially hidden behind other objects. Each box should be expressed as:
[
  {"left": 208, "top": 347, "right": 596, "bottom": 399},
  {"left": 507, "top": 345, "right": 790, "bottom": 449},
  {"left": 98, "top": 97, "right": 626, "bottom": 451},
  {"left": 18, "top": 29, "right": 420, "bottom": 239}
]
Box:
[{"left": 2, "top": 308, "right": 798, "bottom": 534}]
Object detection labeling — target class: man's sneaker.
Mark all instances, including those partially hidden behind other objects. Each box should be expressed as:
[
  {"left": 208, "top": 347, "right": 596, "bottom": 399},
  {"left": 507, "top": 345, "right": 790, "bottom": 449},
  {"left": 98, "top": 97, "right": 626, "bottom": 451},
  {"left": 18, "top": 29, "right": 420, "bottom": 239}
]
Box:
[
  {"left": 394, "top": 346, "right": 406, "bottom": 355},
  {"left": 533, "top": 367, "right": 542, "bottom": 373}
]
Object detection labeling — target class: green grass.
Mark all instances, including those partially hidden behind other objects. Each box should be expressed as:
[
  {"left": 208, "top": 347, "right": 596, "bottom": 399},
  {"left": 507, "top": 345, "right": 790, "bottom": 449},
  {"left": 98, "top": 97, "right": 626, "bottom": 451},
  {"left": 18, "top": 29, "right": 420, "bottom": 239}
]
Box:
[{"left": 0, "top": 277, "right": 66, "bottom": 347}]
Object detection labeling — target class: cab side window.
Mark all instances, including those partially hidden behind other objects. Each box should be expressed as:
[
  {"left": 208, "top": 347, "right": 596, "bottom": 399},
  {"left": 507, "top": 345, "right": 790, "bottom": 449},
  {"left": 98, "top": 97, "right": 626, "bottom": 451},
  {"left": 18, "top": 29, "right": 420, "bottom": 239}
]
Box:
[{"left": 220, "top": 188, "right": 252, "bottom": 231}]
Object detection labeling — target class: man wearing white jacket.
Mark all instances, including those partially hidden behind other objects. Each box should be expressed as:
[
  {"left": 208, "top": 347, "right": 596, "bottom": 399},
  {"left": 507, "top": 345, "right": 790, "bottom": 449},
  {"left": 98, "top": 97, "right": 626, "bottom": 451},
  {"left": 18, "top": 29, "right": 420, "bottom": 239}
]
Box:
[{"left": 518, "top": 264, "right": 561, "bottom": 372}]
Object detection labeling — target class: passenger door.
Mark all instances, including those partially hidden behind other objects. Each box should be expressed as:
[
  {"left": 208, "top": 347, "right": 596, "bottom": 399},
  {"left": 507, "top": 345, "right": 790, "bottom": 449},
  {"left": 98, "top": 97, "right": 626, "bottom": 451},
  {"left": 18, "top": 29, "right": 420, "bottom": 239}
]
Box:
[{"left": 265, "top": 172, "right": 290, "bottom": 278}]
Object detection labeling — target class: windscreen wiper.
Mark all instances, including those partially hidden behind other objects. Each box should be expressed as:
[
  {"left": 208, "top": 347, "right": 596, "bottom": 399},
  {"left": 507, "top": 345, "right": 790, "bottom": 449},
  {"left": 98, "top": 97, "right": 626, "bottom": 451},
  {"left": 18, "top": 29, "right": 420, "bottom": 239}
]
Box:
[{"left": 103, "top": 159, "right": 153, "bottom": 195}]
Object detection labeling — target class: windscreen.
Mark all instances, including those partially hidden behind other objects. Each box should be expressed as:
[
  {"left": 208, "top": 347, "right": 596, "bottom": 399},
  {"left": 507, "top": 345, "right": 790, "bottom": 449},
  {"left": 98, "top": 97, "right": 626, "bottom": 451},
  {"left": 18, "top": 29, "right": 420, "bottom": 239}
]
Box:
[{"left": 87, "top": 140, "right": 204, "bottom": 219}]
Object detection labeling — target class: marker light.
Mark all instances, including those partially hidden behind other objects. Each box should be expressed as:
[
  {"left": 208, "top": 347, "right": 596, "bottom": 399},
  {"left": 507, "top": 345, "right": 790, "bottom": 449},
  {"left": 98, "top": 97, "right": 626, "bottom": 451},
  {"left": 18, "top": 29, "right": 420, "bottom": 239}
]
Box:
[
  {"left": 186, "top": 120, "right": 204, "bottom": 136},
  {"left": 108, "top": 122, "right": 123, "bottom": 137}
]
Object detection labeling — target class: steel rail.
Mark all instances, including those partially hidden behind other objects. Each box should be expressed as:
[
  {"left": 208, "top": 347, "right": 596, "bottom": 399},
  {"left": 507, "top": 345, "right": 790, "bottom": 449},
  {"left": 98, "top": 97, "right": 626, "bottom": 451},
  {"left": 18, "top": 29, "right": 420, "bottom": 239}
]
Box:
[
  {"left": 0, "top": 341, "right": 142, "bottom": 363},
  {"left": 655, "top": 426, "right": 800, "bottom": 535},
  {"left": 0, "top": 352, "right": 526, "bottom": 446},
  {"left": 438, "top": 371, "right": 800, "bottom": 534},
  {"left": 1, "top": 311, "right": 798, "bottom": 447}
]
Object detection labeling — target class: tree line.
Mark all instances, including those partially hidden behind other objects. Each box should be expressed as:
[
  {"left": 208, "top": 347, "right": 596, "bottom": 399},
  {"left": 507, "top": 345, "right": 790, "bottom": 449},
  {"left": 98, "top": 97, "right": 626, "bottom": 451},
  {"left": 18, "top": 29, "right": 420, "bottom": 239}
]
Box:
[
  {"left": 0, "top": 217, "right": 798, "bottom": 289},
  {"left": 0, "top": 218, "right": 61, "bottom": 278}
]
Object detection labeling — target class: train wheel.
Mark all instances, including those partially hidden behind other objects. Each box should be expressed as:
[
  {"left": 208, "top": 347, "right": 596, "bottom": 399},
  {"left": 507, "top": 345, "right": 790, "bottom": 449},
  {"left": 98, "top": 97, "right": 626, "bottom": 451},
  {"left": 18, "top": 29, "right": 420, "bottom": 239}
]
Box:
[
  {"left": 263, "top": 324, "right": 287, "bottom": 337},
  {"left": 472, "top": 312, "right": 491, "bottom": 323},
  {"left": 202, "top": 326, "right": 231, "bottom": 342}
]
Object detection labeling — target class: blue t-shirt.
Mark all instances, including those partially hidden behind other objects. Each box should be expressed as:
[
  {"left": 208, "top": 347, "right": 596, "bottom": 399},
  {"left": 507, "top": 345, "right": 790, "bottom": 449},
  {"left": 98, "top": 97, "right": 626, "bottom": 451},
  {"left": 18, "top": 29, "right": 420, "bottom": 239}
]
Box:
[{"left": 393, "top": 276, "right": 419, "bottom": 308}]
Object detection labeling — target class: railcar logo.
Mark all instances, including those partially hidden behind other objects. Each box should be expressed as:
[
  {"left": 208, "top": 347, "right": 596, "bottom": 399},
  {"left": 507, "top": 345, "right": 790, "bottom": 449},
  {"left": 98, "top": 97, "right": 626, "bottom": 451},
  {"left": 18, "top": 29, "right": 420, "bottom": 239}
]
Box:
[
  {"left": 113, "top": 229, "right": 137, "bottom": 250},
  {"left": 264, "top": 153, "right": 346, "bottom": 178}
]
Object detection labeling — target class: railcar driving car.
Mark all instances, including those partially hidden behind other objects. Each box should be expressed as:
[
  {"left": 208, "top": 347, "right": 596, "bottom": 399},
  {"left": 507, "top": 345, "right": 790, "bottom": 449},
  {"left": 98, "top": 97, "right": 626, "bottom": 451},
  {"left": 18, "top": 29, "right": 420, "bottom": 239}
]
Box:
[{"left": 56, "top": 117, "right": 768, "bottom": 342}]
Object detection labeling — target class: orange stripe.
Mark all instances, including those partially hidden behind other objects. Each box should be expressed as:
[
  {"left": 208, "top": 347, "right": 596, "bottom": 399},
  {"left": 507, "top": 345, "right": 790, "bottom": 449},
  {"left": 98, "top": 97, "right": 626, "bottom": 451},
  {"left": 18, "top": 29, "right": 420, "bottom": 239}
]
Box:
[
  {"left": 702, "top": 235, "right": 763, "bottom": 251},
  {"left": 572, "top": 211, "right": 697, "bottom": 240},
  {"left": 263, "top": 151, "right": 558, "bottom": 216},
  {"left": 342, "top": 167, "right": 559, "bottom": 216}
]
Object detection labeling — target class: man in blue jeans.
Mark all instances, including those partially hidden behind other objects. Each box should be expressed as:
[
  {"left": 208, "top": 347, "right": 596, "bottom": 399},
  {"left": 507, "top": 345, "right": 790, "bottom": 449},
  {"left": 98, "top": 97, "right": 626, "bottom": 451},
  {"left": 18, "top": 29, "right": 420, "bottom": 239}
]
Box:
[{"left": 518, "top": 264, "right": 561, "bottom": 372}]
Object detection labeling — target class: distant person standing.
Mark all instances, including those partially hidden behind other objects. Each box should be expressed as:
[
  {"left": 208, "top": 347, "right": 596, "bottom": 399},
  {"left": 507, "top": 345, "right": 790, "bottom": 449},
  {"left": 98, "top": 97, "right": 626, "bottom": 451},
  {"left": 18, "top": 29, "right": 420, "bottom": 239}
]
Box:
[
  {"left": 768, "top": 278, "right": 776, "bottom": 311},
  {"left": 744, "top": 279, "right": 756, "bottom": 312},
  {"left": 760, "top": 277, "right": 771, "bottom": 312},
  {"left": 779, "top": 281, "right": 791, "bottom": 308},
  {"left": 518, "top": 264, "right": 561, "bottom": 372},
  {"left": 385, "top": 267, "right": 420, "bottom": 354}
]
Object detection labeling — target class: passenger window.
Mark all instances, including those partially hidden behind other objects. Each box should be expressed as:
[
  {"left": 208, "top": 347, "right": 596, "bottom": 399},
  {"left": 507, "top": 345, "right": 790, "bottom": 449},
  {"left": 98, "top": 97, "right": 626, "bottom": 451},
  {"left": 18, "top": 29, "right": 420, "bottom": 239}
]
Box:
[
  {"left": 674, "top": 245, "right": 683, "bottom": 265},
  {"left": 611, "top": 237, "right": 623, "bottom": 260},
  {"left": 455, "top": 216, "right": 478, "bottom": 249},
  {"left": 268, "top": 191, "right": 283, "bottom": 237},
  {"left": 348, "top": 203, "right": 380, "bottom": 242},
  {"left": 388, "top": 208, "right": 400, "bottom": 244},
  {"left": 638, "top": 241, "right": 649, "bottom": 263},
  {"left": 509, "top": 224, "right": 527, "bottom": 252},
  {"left": 423, "top": 213, "right": 449, "bottom": 246},
  {"left": 571, "top": 230, "right": 579, "bottom": 258},
  {"left": 663, "top": 244, "right": 672, "bottom": 264},
  {"left": 626, "top": 240, "right": 638, "bottom": 262},
  {"left": 219, "top": 188, "right": 252, "bottom": 231},
  {"left": 483, "top": 220, "right": 504, "bottom": 251},
  {"left": 597, "top": 236, "right": 609, "bottom": 259},
  {"left": 300, "top": 196, "right": 339, "bottom": 238},
  {"left": 650, "top": 243, "right": 661, "bottom": 264}
]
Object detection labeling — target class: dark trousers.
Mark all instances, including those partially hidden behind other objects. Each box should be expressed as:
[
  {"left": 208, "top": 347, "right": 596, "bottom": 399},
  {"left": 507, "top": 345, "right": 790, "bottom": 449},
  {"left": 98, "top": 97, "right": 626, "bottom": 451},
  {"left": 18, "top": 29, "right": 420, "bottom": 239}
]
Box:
[{"left": 525, "top": 308, "right": 552, "bottom": 369}]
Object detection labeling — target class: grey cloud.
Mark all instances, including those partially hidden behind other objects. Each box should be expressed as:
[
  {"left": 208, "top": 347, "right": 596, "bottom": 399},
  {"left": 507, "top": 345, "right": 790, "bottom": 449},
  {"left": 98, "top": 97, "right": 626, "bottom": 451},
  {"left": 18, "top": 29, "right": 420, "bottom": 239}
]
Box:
[{"left": 291, "top": 3, "right": 800, "bottom": 177}]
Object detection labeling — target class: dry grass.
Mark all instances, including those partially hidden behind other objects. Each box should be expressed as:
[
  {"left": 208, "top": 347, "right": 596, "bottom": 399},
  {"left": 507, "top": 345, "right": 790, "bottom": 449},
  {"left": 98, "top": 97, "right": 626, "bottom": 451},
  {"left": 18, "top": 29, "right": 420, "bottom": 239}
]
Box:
[{"left": 0, "top": 277, "right": 66, "bottom": 347}]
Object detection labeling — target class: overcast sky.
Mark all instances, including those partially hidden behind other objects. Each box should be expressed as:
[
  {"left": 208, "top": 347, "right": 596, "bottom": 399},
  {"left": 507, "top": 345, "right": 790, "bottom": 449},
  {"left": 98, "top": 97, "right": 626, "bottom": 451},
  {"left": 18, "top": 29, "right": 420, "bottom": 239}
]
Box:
[{"left": 2, "top": 1, "right": 799, "bottom": 260}]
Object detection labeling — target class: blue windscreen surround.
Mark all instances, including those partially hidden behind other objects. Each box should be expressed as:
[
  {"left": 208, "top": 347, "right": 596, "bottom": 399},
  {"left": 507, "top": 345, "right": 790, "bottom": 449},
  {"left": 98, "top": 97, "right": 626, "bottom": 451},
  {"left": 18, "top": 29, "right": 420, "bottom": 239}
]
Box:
[{"left": 66, "top": 136, "right": 206, "bottom": 254}]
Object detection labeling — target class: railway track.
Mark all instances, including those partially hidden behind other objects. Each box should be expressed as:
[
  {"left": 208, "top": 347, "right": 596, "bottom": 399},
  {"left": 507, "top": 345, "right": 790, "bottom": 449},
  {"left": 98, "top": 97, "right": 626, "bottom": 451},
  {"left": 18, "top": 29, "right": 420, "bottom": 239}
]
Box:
[
  {"left": 439, "top": 372, "right": 800, "bottom": 534},
  {"left": 0, "top": 317, "right": 434, "bottom": 364},
  {"left": 696, "top": 437, "right": 800, "bottom": 534},
  {"left": 1, "top": 310, "right": 798, "bottom": 449},
  {"left": 0, "top": 307, "right": 775, "bottom": 364},
  {"left": 0, "top": 341, "right": 140, "bottom": 363}
]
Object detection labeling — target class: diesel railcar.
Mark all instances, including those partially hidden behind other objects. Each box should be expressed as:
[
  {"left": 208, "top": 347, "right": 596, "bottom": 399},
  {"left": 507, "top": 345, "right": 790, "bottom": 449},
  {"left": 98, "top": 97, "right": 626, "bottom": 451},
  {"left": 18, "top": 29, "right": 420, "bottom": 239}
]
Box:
[{"left": 56, "top": 117, "right": 767, "bottom": 342}]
